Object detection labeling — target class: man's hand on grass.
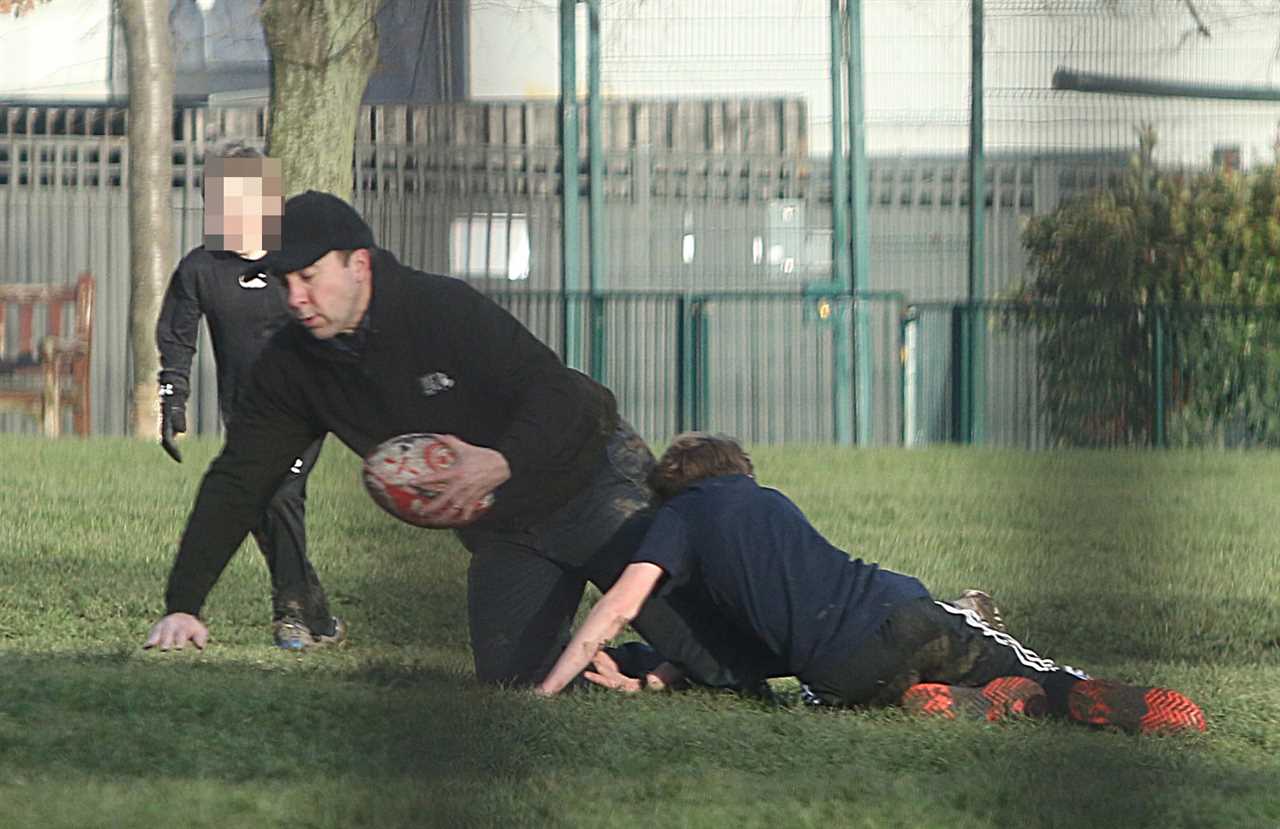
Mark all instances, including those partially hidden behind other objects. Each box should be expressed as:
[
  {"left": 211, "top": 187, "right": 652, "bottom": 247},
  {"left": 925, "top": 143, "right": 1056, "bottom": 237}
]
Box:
[{"left": 143, "top": 612, "right": 209, "bottom": 651}]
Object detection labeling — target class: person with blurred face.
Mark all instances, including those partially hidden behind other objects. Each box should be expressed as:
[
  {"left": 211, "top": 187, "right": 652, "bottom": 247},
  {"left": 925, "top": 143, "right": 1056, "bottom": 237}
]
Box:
[
  {"left": 154, "top": 145, "right": 344, "bottom": 651},
  {"left": 200, "top": 153, "right": 283, "bottom": 256}
]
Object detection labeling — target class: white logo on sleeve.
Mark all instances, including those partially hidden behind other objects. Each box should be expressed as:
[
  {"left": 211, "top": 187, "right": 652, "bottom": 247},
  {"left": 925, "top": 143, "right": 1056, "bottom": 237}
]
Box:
[
  {"left": 419, "top": 372, "right": 455, "bottom": 397},
  {"left": 239, "top": 273, "right": 269, "bottom": 289}
]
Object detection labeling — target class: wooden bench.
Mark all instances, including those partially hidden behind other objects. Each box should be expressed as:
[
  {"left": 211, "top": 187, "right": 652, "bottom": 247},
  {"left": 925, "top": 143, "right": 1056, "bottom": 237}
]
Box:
[{"left": 0, "top": 274, "right": 94, "bottom": 436}]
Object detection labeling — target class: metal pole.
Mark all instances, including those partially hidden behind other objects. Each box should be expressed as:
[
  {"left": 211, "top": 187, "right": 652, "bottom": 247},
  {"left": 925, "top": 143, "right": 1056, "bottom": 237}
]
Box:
[
  {"left": 695, "top": 300, "right": 710, "bottom": 430},
  {"left": 847, "top": 0, "right": 873, "bottom": 446},
  {"left": 1153, "top": 306, "right": 1166, "bottom": 448},
  {"left": 967, "top": 0, "right": 986, "bottom": 444},
  {"left": 586, "top": 0, "right": 605, "bottom": 382},
  {"left": 1053, "top": 68, "right": 1280, "bottom": 102},
  {"left": 677, "top": 295, "right": 691, "bottom": 432},
  {"left": 559, "top": 0, "right": 583, "bottom": 369},
  {"left": 830, "top": 0, "right": 853, "bottom": 446}
]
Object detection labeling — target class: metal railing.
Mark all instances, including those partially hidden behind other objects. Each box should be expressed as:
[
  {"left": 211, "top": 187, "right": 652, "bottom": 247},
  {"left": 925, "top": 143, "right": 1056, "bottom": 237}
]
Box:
[{"left": 484, "top": 292, "right": 1280, "bottom": 449}]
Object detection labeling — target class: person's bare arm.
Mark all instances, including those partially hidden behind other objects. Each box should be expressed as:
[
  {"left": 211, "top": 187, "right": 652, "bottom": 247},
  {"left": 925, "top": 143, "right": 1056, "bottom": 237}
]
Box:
[{"left": 535, "top": 563, "right": 665, "bottom": 696}]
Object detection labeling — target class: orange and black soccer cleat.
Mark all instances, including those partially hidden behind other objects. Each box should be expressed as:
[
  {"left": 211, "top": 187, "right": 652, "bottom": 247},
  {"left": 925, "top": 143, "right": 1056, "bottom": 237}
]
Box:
[
  {"left": 901, "top": 676, "right": 1048, "bottom": 722},
  {"left": 1067, "top": 679, "right": 1206, "bottom": 734}
]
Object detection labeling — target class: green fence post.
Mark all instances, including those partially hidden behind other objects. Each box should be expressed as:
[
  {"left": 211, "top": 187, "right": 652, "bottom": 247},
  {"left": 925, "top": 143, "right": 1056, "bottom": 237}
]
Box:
[
  {"left": 952, "top": 304, "right": 971, "bottom": 442},
  {"left": 695, "top": 299, "right": 710, "bottom": 430},
  {"left": 677, "top": 295, "right": 691, "bottom": 433},
  {"left": 967, "top": 0, "right": 986, "bottom": 445},
  {"left": 559, "top": 0, "right": 583, "bottom": 369},
  {"left": 586, "top": 0, "right": 606, "bottom": 382},
  {"left": 848, "top": 0, "right": 873, "bottom": 446},
  {"left": 591, "top": 294, "right": 607, "bottom": 386},
  {"left": 674, "top": 296, "right": 709, "bottom": 432},
  {"left": 1153, "top": 305, "right": 1166, "bottom": 448},
  {"left": 829, "top": 0, "right": 854, "bottom": 446}
]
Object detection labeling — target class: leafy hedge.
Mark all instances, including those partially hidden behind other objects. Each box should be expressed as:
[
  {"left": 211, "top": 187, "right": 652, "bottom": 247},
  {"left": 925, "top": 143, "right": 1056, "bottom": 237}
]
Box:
[{"left": 1013, "top": 128, "right": 1280, "bottom": 447}]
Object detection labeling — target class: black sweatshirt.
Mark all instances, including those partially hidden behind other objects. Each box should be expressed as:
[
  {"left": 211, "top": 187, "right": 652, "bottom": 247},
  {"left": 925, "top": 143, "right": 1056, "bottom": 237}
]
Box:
[
  {"left": 165, "top": 248, "right": 618, "bottom": 616},
  {"left": 156, "top": 248, "right": 289, "bottom": 421}
]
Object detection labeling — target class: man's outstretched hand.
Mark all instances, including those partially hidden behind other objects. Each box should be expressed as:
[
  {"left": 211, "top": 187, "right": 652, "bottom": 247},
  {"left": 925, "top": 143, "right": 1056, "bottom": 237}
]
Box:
[{"left": 143, "top": 612, "right": 208, "bottom": 651}]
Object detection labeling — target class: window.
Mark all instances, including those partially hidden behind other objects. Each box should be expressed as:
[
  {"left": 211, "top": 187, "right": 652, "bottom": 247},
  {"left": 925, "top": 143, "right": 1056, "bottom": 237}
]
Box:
[{"left": 450, "top": 213, "right": 530, "bottom": 281}]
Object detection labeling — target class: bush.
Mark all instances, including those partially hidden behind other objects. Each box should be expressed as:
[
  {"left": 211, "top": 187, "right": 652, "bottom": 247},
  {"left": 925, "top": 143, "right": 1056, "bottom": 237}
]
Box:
[{"left": 1015, "top": 127, "right": 1280, "bottom": 447}]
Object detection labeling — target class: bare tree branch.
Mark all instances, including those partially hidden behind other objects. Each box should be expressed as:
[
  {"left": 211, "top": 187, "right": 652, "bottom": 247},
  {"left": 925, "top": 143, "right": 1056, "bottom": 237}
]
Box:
[{"left": 1181, "top": 0, "right": 1213, "bottom": 39}]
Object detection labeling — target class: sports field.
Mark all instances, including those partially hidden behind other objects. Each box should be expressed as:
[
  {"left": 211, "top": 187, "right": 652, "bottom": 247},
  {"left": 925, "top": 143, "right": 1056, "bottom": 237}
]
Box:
[{"left": 1, "top": 435, "right": 1277, "bottom": 828}]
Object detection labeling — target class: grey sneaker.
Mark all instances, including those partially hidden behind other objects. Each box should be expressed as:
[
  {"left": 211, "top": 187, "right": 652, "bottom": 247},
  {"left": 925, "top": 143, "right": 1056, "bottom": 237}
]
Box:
[
  {"left": 272, "top": 616, "right": 348, "bottom": 651},
  {"left": 951, "top": 589, "right": 1008, "bottom": 633}
]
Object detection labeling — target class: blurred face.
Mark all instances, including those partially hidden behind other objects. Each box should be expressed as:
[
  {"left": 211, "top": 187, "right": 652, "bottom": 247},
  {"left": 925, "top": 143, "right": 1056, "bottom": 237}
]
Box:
[
  {"left": 203, "top": 156, "right": 284, "bottom": 254},
  {"left": 283, "top": 249, "right": 372, "bottom": 339}
]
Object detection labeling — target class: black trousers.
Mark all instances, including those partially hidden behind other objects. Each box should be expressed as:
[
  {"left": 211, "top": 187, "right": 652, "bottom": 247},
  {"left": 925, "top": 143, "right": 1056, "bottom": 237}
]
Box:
[
  {"left": 801, "top": 597, "right": 1090, "bottom": 714},
  {"left": 456, "top": 424, "right": 748, "bottom": 688},
  {"left": 248, "top": 436, "right": 333, "bottom": 630}
]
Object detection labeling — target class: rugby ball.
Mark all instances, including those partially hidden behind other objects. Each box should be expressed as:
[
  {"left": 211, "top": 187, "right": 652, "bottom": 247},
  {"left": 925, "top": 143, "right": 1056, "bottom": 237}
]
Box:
[{"left": 362, "top": 433, "right": 494, "bottom": 528}]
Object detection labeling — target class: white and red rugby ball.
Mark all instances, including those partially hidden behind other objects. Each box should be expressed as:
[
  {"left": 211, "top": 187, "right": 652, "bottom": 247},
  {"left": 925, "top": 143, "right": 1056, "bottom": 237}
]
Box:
[{"left": 362, "top": 433, "right": 494, "bottom": 528}]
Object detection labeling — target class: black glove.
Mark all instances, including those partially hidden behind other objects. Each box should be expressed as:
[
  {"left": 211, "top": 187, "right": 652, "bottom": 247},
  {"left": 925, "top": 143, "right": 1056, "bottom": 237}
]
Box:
[{"left": 159, "top": 385, "right": 186, "bottom": 463}]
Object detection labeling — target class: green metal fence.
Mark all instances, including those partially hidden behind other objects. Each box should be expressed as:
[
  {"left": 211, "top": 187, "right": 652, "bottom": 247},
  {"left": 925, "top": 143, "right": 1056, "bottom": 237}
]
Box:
[
  {"left": 487, "top": 290, "right": 904, "bottom": 445},
  {"left": 487, "top": 291, "right": 1280, "bottom": 450}
]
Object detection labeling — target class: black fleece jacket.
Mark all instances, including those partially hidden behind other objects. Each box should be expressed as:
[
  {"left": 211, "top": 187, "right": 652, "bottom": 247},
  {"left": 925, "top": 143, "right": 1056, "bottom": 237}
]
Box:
[{"left": 165, "top": 248, "right": 618, "bottom": 616}]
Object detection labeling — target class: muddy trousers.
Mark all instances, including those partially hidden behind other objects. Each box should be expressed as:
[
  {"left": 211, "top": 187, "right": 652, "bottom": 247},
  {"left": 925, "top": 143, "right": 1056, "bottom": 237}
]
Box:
[{"left": 801, "top": 597, "right": 1091, "bottom": 714}]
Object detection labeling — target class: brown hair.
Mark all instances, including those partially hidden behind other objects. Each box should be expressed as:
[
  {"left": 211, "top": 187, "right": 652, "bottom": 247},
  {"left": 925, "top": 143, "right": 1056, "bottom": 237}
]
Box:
[
  {"left": 200, "top": 142, "right": 264, "bottom": 195},
  {"left": 647, "top": 432, "right": 753, "bottom": 500}
]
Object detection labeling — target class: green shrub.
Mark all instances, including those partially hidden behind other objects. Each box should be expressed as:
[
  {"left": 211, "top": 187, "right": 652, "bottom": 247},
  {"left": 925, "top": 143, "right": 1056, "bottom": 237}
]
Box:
[{"left": 1016, "top": 127, "right": 1280, "bottom": 446}]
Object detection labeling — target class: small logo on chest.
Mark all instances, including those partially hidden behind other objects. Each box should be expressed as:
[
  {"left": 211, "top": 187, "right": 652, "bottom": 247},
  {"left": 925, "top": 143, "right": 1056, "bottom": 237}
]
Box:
[
  {"left": 419, "top": 372, "right": 455, "bottom": 397},
  {"left": 239, "top": 273, "right": 269, "bottom": 289}
]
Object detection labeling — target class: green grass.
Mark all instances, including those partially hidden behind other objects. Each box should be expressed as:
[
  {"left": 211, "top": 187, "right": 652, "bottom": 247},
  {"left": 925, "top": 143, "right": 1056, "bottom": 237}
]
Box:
[{"left": 1, "top": 435, "right": 1278, "bottom": 828}]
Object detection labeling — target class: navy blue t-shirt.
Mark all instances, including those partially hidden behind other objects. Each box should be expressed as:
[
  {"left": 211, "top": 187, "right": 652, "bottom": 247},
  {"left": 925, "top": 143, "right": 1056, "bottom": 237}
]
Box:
[{"left": 633, "top": 474, "right": 930, "bottom": 678}]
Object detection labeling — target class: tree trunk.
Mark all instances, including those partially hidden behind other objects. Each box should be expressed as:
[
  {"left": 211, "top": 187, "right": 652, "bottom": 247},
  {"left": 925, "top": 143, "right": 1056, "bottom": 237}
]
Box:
[
  {"left": 261, "top": 0, "right": 381, "bottom": 199},
  {"left": 118, "top": 0, "right": 174, "bottom": 438}
]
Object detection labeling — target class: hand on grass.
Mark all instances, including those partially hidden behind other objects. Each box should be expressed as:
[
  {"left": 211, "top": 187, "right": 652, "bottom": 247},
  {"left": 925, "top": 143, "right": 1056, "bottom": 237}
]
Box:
[
  {"left": 143, "top": 612, "right": 208, "bottom": 651},
  {"left": 583, "top": 650, "right": 644, "bottom": 693},
  {"left": 584, "top": 652, "right": 687, "bottom": 693}
]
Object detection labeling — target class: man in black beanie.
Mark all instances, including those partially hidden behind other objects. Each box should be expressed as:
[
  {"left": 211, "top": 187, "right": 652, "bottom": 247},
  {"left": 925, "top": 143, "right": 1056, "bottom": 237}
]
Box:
[{"left": 143, "top": 191, "right": 750, "bottom": 691}]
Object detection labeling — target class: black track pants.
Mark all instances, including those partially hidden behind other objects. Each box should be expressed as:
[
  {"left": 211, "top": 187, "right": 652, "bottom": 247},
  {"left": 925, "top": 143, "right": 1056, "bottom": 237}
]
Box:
[{"left": 801, "top": 597, "right": 1090, "bottom": 714}]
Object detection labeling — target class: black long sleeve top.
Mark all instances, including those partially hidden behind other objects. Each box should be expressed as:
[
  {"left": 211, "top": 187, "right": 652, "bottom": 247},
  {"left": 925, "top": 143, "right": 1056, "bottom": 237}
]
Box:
[
  {"left": 164, "top": 248, "right": 618, "bottom": 616},
  {"left": 155, "top": 248, "right": 291, "bottom": 422}
]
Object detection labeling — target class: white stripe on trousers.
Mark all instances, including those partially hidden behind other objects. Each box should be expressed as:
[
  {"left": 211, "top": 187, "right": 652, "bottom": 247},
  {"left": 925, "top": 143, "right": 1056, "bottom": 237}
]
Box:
[{"left": 936, "top": 600, "right": 1090, "bottom": 680}]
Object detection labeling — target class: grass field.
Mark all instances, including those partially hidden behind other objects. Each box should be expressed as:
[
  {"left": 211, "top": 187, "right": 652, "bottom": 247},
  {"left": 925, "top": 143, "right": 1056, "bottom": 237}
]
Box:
[{"left": 1, "top": 435, "right": 1278, "bottom": 828}]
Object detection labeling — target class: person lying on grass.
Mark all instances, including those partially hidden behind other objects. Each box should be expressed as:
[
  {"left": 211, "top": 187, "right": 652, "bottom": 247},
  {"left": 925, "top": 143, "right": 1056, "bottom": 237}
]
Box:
[{"left": 535, "top": 432, "right": 1207, "bottom": 735}]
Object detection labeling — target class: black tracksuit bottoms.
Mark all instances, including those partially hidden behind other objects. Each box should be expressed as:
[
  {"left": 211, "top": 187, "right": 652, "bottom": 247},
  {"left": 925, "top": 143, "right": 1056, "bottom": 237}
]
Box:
[
  {"left": 249, "top": 436, "right": 333, "bottom": 630},
  {"left": 801, "top": 597, "right": 1091, "bottom": 714}
]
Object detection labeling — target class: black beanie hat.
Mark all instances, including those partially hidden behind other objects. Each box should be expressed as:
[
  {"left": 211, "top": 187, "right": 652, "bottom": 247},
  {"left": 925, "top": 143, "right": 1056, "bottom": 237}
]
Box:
[{"left": 261, "top": 190, "right": 376, "bottom": 274}]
